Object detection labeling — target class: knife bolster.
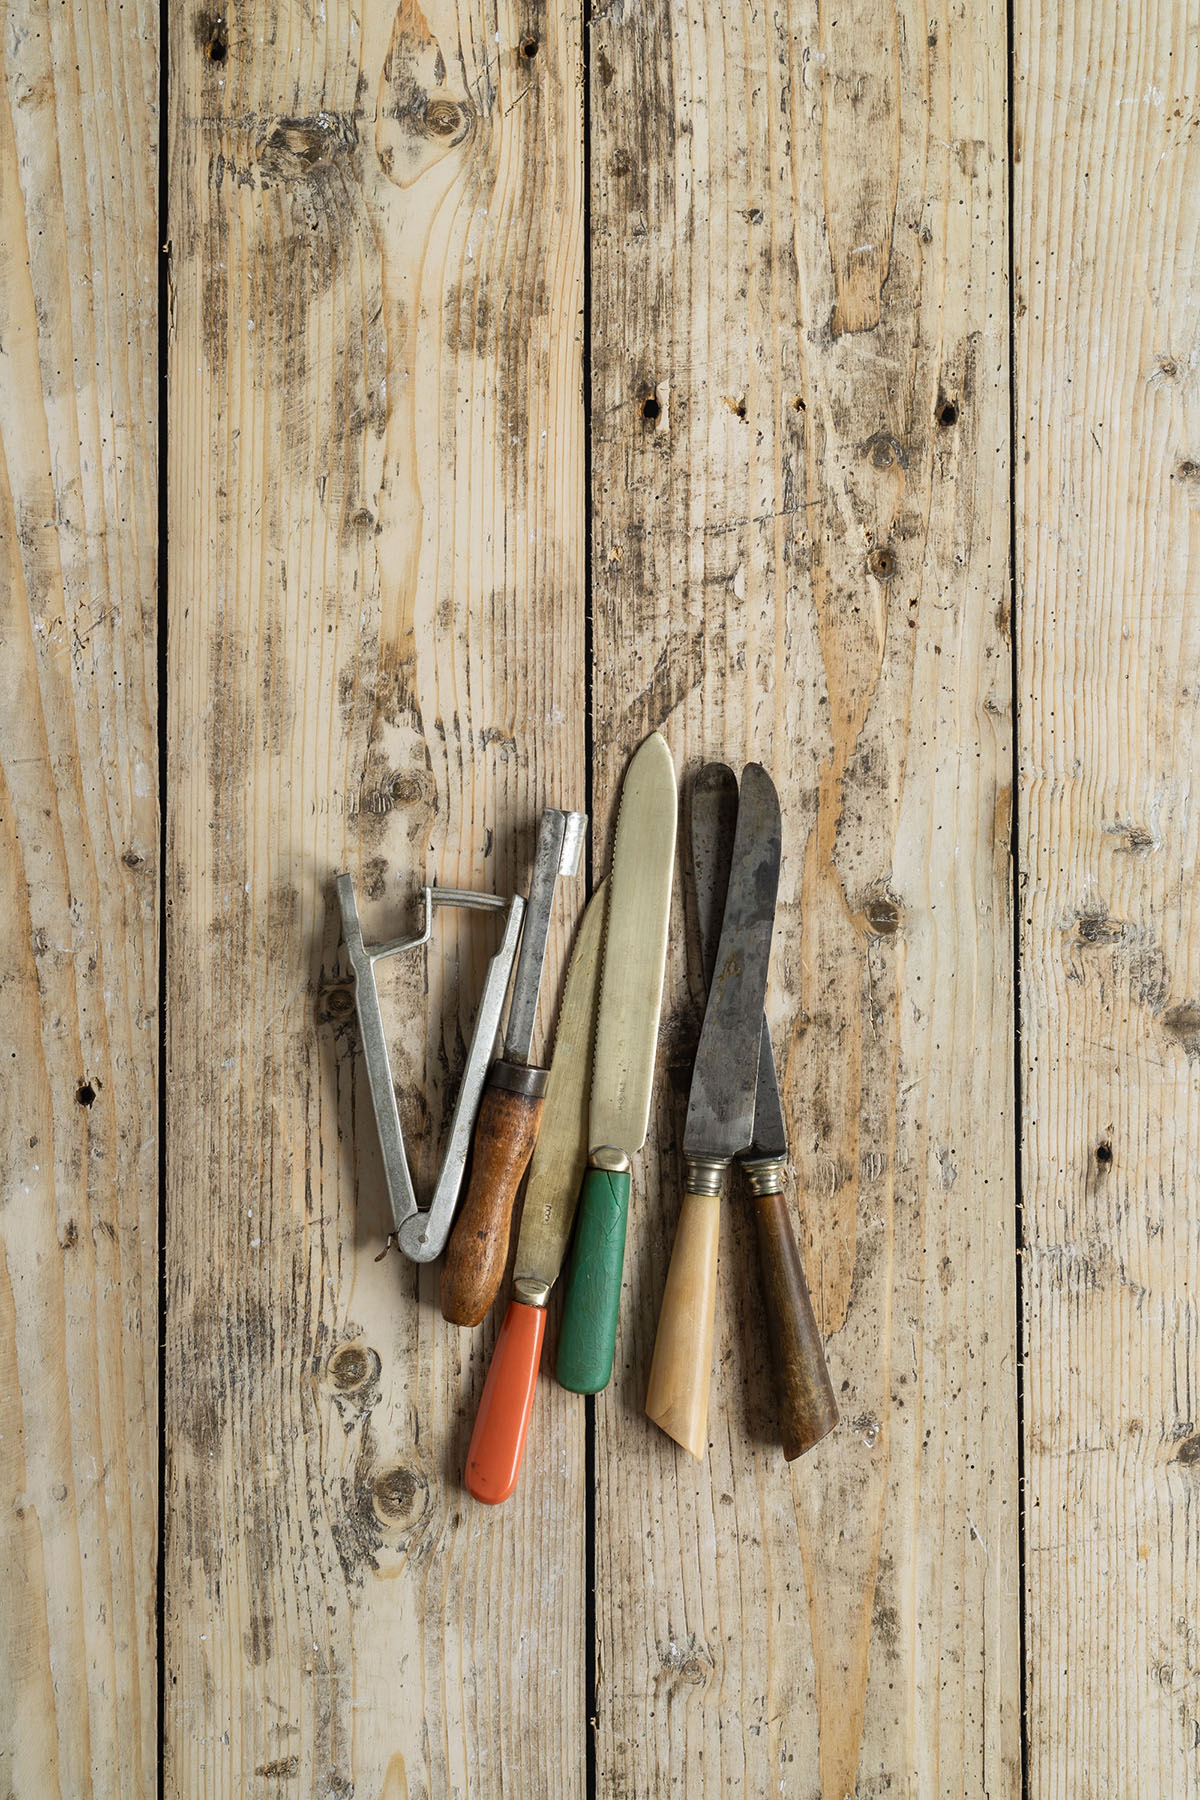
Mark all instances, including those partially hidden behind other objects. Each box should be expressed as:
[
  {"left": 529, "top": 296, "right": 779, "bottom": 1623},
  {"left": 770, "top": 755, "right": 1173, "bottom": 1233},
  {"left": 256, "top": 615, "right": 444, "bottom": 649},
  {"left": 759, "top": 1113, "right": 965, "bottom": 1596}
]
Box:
[
  {"left": 740, "top": 1155, "right": 786, "bottom": 1196},
  {"left": 490, "top": 1060, "right": 550, "bottom": 1097},
  {"left": 513, "top": 1275, "right": 552, "bottom": 1306},
  {"left": 683, "top": 1154, "right": 729, "bottom": 1197},
  {"left": 590, "top": 1145, "right": 631, "bottom": 1174}
]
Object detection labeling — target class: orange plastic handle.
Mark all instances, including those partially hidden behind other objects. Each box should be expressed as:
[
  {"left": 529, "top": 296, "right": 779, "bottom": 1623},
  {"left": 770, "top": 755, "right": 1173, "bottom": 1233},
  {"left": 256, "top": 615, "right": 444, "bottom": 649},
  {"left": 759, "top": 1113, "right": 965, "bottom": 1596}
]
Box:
[{"left": 465, "top": 1300, "right": 547, "bottom": 1504}]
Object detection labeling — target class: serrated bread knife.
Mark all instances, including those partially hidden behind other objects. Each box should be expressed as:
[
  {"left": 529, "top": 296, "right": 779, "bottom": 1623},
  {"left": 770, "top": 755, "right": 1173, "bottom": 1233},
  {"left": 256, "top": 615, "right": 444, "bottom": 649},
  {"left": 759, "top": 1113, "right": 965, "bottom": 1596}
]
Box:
[{"left": 556, "top": 732, "right": 678, "bottom": 1394}]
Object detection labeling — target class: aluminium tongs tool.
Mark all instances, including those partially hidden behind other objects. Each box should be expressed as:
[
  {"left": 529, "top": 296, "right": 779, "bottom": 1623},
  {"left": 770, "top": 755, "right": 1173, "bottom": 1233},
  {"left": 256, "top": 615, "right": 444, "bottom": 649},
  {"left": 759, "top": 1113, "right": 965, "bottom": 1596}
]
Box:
[{"left": 336, "top": 873, "right": 525, "bottom": 1263}]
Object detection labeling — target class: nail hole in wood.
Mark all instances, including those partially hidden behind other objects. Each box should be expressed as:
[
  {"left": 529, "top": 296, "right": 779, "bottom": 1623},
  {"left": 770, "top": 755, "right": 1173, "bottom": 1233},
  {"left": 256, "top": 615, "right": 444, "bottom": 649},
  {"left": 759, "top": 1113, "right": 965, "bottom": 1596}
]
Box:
[
  {"left": 937, "top": 399, "right": 959, "bottom": 427},
  {"left": 642, "top": 395, "right": 661, "bottom": 423},
  {"left": 205, "top": 20, "right": 228, "bottom": 61},
  {"left": 76, "top": 1081, "right": 97, "bottom": 1107},
  {"left": 520, "top": 34, "right": 539, "bottom": 56},
  {"left": 867, "top": 547, "right": 895, "bottom": 581},
  {"left": 1095, "top": 1141, "right": 1113, "bottom": 1168}
]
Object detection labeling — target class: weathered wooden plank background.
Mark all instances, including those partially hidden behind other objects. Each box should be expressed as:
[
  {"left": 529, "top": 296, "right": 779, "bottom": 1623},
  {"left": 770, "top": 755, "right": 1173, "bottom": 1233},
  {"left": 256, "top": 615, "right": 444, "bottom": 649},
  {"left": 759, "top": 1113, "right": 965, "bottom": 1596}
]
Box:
[
  {"left": 1016, "top": 3, "right": 1200, "bottom": 1794},
  {"left": 2, "top": 0, "right": 1198, "bottom": 1794},
  {"left": 0, "top": 1, "right": 160, "bottom": 1796}
]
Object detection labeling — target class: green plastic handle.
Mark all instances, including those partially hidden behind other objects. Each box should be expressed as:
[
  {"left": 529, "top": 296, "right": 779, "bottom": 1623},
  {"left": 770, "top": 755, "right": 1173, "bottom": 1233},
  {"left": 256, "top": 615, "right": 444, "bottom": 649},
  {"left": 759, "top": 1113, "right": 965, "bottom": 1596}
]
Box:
[{"left": 556, "top": 1166, "right": 632, "bottom": 1394}]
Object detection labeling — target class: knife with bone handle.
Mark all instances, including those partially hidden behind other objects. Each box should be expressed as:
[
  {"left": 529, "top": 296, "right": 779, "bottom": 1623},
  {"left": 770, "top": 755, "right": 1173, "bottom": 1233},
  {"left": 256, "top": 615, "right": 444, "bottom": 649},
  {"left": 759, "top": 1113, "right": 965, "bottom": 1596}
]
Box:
[
  {"left": 464, "top": 883, "right": 607, "bottom": 1502},
  {"left": 441, "top": 808, "right": 588, "bottom": 1326},
  {"left": 645, "top": 762, "right": 836, "bottom": 1458},
  {"left": 556, "top": 732, "right": 678, "bottom": 1394}
]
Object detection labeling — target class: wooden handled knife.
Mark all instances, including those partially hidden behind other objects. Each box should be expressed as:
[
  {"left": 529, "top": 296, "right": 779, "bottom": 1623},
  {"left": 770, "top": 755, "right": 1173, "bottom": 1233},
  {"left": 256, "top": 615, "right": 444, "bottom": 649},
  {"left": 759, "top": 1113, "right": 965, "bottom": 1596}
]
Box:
[
  {"left": 650, "top": 762, "right": 836, "bottom": 1459},
  {"left": 556, "top": 732, "right": 678, "bottom": 1395},
  {"left": 464, "top": 884, "right": 607, "bottom": 1503},
  {"left": 645, "top": 762, "right": 781, "bottom": 1457},
  {"left": 441, "top": 808, "right": 587, "bottom": 1327}
]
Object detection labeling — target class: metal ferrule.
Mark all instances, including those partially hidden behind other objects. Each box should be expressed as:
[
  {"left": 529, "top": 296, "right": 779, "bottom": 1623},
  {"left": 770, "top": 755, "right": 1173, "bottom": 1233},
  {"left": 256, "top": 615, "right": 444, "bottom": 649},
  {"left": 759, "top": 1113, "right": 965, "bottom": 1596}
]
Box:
[
  {"left": 684, "top": 1154, "right": 731, "bottom": 1196},
  {"left": 490, "top": 1059, "right": 550, "bottom": 1098},
  {"left": 513, "top": 1275, "right": 552, "bottom": 1307},
  {"left": 739, "top": 1155, "right": 786, "bottom": 1196},
  {"left": 590, "top": 1145, "right": 631, "bottom": 1174}
]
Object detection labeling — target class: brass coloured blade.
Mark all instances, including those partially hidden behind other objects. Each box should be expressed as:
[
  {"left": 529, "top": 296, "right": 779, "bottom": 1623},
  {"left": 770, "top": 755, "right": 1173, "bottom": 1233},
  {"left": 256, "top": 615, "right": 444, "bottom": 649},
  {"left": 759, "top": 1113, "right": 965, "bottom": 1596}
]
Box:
[
  {"left": 512, "top": 884, "right": 608, "bottom": 1302},
  {"left": 590, "top": 732, "right": 678, "bottom": 1155}
]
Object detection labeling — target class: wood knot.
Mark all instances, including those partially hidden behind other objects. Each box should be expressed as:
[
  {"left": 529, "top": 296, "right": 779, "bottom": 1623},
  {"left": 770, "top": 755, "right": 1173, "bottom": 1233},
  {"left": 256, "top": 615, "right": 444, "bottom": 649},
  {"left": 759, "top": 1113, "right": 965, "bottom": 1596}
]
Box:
[
  {"left": 329, "top": 1343, "right": 381, "bottom": 1391},
  {"left": 864, "top": 893, "right": 902, "bottom": 937},
  {"left": 1162, "top": 1001, "right": 1200, "bottom": 1056},
  {"left": 867, "top": 545, "right": 896, "bottom": 581},
  {"left": 256, "top": 113, "right": 356, "bottom": 183},
  {"left": 861, "top": 431, "right": 908, "bottom": 470},
  {"left": 372, "top": 1464, "right": 430, "bottom": 1530},
  {"left": 1177, "top": 1433, "right": 1200, "bottom": 1468},
  {"left": 426, "top": 99, "right": 466, "bottom": 138}
]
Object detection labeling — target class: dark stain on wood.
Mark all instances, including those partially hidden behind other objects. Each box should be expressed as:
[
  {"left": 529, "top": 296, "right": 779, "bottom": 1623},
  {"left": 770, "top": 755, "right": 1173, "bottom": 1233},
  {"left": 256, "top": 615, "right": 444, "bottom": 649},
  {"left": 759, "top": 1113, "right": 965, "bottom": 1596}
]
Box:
[
  {"left": 256, "top": 113, "right": 358, "bottom": 184},
  {"left": 1162, "top": 1002, "right": 1200, "bottom": 1056},
  {"left": 244, "top": 1611, "right": 274, "bottom": 1665}
]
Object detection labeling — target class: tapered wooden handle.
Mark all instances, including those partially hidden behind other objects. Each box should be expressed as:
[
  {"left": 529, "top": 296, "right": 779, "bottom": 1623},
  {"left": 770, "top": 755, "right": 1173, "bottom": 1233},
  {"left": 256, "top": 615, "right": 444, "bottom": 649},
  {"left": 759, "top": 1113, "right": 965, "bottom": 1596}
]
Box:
[
  {"left": 752, "top": 1188, "right": 838, "bottom": 1458},
  {"left": 644, "top": 1187, "right": 721, "bottom": 1459},
  {"left": 465, "top": 1300, "right": 547, "bottom": 1503},
  {"left": 556, "top": 1166, "right": 631, "bottom": 1393},
  {"left": 440, "top": 1080, "right": 545, "bottom": 1327}
]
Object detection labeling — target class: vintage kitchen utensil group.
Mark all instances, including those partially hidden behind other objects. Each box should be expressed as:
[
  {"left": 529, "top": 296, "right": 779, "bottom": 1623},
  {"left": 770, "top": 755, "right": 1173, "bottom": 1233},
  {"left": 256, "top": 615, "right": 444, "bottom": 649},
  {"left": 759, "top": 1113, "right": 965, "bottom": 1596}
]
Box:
[{"left": 336, "top": 732, "right": 836, "bottom": 1502}]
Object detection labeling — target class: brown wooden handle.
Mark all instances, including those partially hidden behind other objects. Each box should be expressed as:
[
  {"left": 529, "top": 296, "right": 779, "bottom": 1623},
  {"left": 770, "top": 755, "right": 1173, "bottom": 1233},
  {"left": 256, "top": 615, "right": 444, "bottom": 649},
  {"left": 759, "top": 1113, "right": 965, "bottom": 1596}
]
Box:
[
  {"left": 752, "top": 1188, "right": 838, "bottom": 1459},
  {"left": 644, "top": 1187, "right": 721, "bottom": 1459},
  {"left": 440, "top": 1079, "right": 545, "bottom": 1327}
]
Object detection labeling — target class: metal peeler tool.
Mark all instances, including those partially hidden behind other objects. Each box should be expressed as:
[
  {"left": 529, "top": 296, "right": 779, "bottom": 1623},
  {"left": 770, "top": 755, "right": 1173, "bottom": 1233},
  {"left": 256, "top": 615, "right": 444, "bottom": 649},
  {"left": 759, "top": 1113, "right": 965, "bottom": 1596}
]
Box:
[
  {"left": 336, "top": 809, "right": 587, "bottom": 1265},
  {"left": 336, "top": 874, "right": 525, "bottom": 1262}
]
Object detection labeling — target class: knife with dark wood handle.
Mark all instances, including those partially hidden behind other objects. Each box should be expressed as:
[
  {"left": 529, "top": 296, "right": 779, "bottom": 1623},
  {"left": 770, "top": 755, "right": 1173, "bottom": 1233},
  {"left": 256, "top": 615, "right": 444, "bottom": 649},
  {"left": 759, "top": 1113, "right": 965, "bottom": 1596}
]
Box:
[
  {"left": 646, "top": 763, "right": 782, "bottom": 1457},
  {"left": 465, "top": 884, "right": 606, "bottom": 1502},
  {"left": 648, "top": 763, "right": 836, "bottom": 1460},
  {"left": 740, "top": 1028, "right": 838, "bottom": 1460},
  {"left": 441, "top": 808, "right": 587, "bottom": 1327}
]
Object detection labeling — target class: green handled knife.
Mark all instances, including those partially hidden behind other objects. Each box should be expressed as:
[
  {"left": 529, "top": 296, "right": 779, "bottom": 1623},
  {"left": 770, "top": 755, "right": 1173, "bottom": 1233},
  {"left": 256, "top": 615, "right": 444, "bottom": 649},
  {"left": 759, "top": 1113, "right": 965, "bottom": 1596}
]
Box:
[{"left": 556, "top": 732, "right": 678, "bottom": 1394}]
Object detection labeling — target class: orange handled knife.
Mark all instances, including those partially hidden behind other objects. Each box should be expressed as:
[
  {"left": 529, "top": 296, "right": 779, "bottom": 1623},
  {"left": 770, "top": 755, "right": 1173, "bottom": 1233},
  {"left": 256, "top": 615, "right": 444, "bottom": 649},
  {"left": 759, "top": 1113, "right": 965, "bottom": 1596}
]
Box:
[{"left": 465, "top": 883, "right": 607, "bottom": 1503}]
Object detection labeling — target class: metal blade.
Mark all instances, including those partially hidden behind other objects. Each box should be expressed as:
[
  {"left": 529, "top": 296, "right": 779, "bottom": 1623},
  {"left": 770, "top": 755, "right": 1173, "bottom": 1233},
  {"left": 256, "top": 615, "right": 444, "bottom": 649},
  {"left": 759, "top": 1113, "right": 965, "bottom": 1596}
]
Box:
[
  {"left": 684, "top": 764, "right": 781, "bottom": 1160},
  {"left": 512, "top": 883, "right": 608, "bottom": 1302},
  {"left": 748, "top": 1020, "right": 788, "bottom": 1160},
  {"left": 690, "top": 764, "right": 738, "bottom": 983},
  {"left": 590, "top": 732, "right": 678, "bottom": 1155},
  {"left": 690, "top": 763, "right": 789, "bottom": 1161},
  {"left": 502, "top": 808, "right": 587, "bottom": 1065}
]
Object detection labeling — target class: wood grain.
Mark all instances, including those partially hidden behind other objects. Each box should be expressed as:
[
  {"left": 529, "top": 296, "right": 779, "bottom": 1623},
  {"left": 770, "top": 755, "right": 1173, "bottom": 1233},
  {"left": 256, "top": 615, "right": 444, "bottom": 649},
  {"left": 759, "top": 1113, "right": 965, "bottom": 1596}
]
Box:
[
  {"left": 588, "top": 0, "right": 1019, "bottom": 1791},
  {"left": 164, "top": 0, "right": 585, "bottom": 1788},
  {"left": 0, "top": 1, "right": 160, "bottom": 1795},
  {"left": 1015, "top": 4, "right": 1200, "bottom": 1792}
]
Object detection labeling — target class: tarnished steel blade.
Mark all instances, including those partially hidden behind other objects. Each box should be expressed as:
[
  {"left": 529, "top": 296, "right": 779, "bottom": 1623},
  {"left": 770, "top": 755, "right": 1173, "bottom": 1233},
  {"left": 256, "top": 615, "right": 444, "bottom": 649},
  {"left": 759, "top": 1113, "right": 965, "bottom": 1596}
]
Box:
[
  {"left": 513, "top": 883, "right": 608, "bottom": 1293},
  {"left": 690, "top": 764, "right": 738, "bottom": 984},
  {"left": 684, "top": 763, "right": 781, "bottom": 1160},
  {"left": 749, "top": 1020, "right": 788, "bottom": 1160},
  {"left": 590, "top": 733, "right": 678, "bottom": 1155}
]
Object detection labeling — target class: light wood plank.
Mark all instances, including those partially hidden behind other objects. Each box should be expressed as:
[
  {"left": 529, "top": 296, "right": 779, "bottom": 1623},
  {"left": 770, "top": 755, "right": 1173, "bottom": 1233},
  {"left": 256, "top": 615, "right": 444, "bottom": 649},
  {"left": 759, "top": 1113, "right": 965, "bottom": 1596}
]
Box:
[
  {"left": 164, "top": 0, "right": 585, "bottom": 1791},
  {"left": 589, "top": 0, "right": 1019, "bottom": 1792},
  {"left": 0, "top": 1, "right": 160, "bottom": 1795},
  {"left": 1015, "top": 4, "right": 1200, "bottom": 1792}
]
